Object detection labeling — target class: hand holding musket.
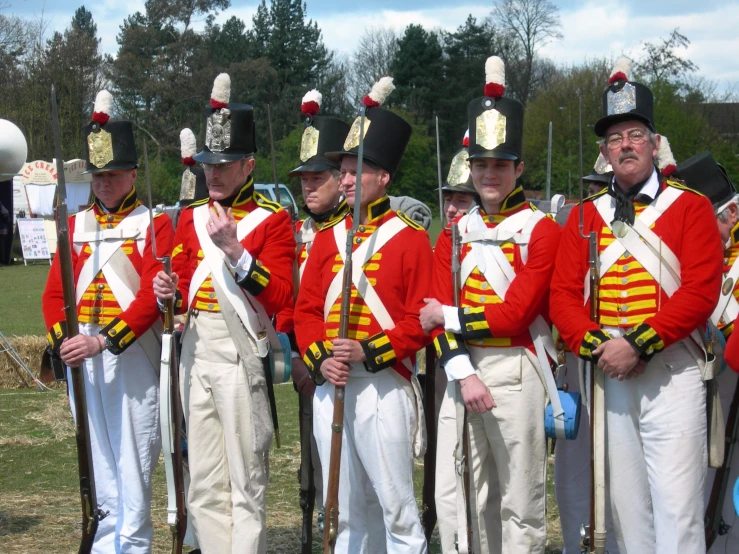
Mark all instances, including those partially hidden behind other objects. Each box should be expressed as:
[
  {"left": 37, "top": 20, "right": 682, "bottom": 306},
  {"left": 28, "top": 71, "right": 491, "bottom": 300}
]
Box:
[
  {"left": 144, "top": 143, "right": 187, "bottom": 554},
  {"left": 51, "top": 84, "right": 103, "bottom": 554}
]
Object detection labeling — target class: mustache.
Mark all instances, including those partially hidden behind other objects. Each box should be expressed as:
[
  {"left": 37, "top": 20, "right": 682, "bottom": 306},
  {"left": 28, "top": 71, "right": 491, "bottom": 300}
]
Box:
[{"left": 618, "top": 151, "right": 639, "bottom": 164}]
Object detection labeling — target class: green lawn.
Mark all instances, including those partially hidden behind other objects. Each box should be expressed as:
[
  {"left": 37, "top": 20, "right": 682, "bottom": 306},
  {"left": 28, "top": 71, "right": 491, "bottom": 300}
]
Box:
[
  {"left": 0, "top": 264, "right": 49, "bottom": 336},
  {"left": 0, "top": 386, "right": 564, "bottom": 553}
]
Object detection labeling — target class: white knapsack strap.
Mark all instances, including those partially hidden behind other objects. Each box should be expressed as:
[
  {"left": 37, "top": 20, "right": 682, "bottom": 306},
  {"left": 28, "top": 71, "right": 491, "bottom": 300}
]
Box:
[
  {"left": 187, "top": 204, "right": 271, "bottom": 307},
  {"left": 74, "top": 205, "right": 150, "bottom": 304},
  {"left": 192, "top": 205, "right": 283, "bottom": 374},
  {"left": 323, "top": 217, "right": 407, "bottom": 320},
  {"left": 711, "top": 256, "right": 739, "bottom": 327}
]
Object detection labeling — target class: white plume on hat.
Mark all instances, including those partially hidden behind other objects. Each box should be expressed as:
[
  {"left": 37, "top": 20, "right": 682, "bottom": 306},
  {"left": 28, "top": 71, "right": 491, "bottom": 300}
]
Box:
[
  {"left": 365, "top": 76, "right": 395, "bottom": 107},
  {"left": 593, "top": 152, "right": 612, "bottom": 174},
  {"left": 93, "top": 90, "right": 112, "bottom": 116},
  {"left": 486, "top": 56, "right": 505, "bottom": 87},
  {"left": 609, "top": 57, "right": 632, "bottom": 84},
  {"left": 657, "top": 135, "right": 676, "bottom": 176},
  {"left": 211, "top": 73, "right": 231, "bottom": 106},
  {"left": 180, "top": 128, "right": 197, "bottom": 160},
  {"left": 302, "top": 89, "right": 322, "bottom": 107}
]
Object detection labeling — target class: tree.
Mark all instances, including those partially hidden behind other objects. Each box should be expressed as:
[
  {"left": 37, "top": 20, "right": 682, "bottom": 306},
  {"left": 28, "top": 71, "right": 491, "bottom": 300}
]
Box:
[
  {"left": 390, "top": 25, "right": 444, "bottom": 125},
  {"left": 636, "top": 28, "right": 698, "bottom": 85},
  {"left": 492, "top": 0, "right": 562, "bottom": 104},
  {"left": 348, "top": 26, "right": 399, "bottom": 103}
]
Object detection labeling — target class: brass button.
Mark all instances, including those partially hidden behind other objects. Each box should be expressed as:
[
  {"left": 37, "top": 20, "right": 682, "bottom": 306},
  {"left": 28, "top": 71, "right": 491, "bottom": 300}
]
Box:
[
  {"left": 106, "top": 224, "right": 113, "bottom": 229},
  {"left": 96, "top": 293, "right": 103, "bottom": 300},
  {"left": 623, "top": 252, "right": 630, "bottom": 258},
  {"left": 209, "top": 293, "right": 215, "bottom": 299},
  {"left": 375, "top": 356, "right": 383, "bottom": 364},
  {"left": 636, "top": 338, "right": 645, "bottom": 346},
  {"left": 621, "top": 278, "right": 628, "bottom": 284},
  {"left": 622, "top": 265, "right": 629, "bottom": 271},
  {"left": 620, "top": 306, "right": 628, "bottom": 312},
  {"left": 207, "top": 303, "right": 214, "bottom": 310},
  {"left": 464, "top": 308, "right": 471, "bottom": 314},
  {"left": 97, "top": 283, "right": 105, "bottom": 290},
  {"left": 724, "top": 258, "right": 729, "bottom": 265},
  {"left": 359, "top": 226, "right": 365, "bottom": 232},
  {"left": 481, "top": 283, "right": 488, "bottom": 290},
  {"left": 92, "top": 317, "right": 100, "bottom": 324},
  {"left": 466, "top": 324, "right": 473, "bottom": 331},
  {"left": 621, "top": 291, "right": 627, "bottom": 298},
  {"left": 369, "top": 342, "right": 375, "bottom": 349},
  {"left": 110, "top": 329, "right": 117, "bottom": 336},
  {"left": 621, "top": 318, "right": 628, "bottom": 324},
  {"left": 479, "top": 296, "right": 486, "bottom": 302},
  {"left": 355, "top": 237, "right": 362, "bottom": 244},
  {"left": 106, "top": 215, "right": 114, "bottom": 222},
  {"left": 93, "top": 307, "right": 101, "bottom": 314}
]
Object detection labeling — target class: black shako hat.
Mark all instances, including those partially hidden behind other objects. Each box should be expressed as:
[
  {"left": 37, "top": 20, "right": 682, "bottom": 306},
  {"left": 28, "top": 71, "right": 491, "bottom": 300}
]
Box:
[
  {"left": 594, "top": 58, "right": 655, "bottom": 137},
  {"left": 83, "top": 90, "right": 138, "bottom": 174},
  {"left": 467, "top": 56, "right": 524, "bottom": 161},
  {"left": 326, "top": 77, "right": 412, "bottom": 177},
  {"left": 288, "top": 89, "right": 350, "bottom": 177},
  {"left": 178, "top": 128, "right": 209, "bottom": 204},
  {"left": 674, "top": 151, "right": 736, "bottom": 208},
  {"left": 193, "top": 73, "right": 257, "bottom": 164},
  {"left": 442, "top": 131, "right": 476, "bottom": 194}
]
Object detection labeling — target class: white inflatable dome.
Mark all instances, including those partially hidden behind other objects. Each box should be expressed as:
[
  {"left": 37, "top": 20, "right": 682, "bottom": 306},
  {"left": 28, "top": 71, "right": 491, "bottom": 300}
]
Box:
[{"left": 0, "top": 119, "right": 28, "bottom": 179}]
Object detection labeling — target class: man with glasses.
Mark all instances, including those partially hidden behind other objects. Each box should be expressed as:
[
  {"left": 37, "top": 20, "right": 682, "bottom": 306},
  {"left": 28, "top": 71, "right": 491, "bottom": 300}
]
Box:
[
  {"left": 550, "top": 59, "right": 723, "bottom": 553},
  {"left": 42, "top": 90, "right": 174, "bottom": 553},
  {"left": 153, "top": 74, "right": 295, "bottom": 553}
]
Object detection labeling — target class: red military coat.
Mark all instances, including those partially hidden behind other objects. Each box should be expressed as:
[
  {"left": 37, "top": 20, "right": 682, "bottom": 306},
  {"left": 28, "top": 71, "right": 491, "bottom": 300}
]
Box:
[
  {"left": 42, "top": 188, "right": 174, "bottom": 354},
  {"left": 170, "top": 177, "right": 294, "bottom": 318},
  {"left": 294, "top": 195, "right": 434, "bottom": 383},
  {"left": 550, "top": 178, "right": 723, "bottom": 361},
  {"left": 429, "top": 186, "right": 562, "bottom": 365}
]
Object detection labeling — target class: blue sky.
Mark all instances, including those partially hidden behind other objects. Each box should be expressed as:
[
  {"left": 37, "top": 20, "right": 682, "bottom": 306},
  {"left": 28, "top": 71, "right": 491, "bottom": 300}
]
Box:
[{"left": 5, "top": 0, "right": 739, "bottom": 94}]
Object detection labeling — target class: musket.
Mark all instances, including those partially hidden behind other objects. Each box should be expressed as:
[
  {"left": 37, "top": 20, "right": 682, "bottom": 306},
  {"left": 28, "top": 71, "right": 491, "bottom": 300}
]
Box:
[
  {"left": 264, "top": 103, "right": 282, "bottom": 449},
  {"left": 51, "top": 84, "right": 101, "bottom": 554},
  {"left": 577, "top": 96, "right": 606, "bottom": 554},
  {"left": 451, "top": 222, "right": 474, "bottom": 553},
  {"left": 705, "top": 373, "right": 739, "bottom": 547},
  {"left": 324, "top": 107, "right": 366, "bottom": 554},
  {"left": 144, "top": 143, "right": 186, "bottom": 554},
  {"left": 435, "top": 115, "right": 444, "bottom": 229}
]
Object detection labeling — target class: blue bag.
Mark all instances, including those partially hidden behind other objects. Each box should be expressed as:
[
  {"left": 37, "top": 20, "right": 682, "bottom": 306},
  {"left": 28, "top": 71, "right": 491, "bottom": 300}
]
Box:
[{"left": 545, "top": 389, "right": 581, "bottom": 440}]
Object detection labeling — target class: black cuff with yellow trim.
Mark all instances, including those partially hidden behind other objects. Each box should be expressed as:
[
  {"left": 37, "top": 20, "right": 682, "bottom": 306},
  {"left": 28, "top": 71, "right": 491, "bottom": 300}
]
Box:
[
  {"left": 46, "top": 321, "right": 68, "bottom": 356},
  {"left": 237, "top": 258, "right": 271, "bottom": 296},
  {"left": 579, "top": 329, "right": 610, "bottom": 360},
  {"left": 458, "top": 306, "right": 492, "bottom": 341},
  {"left": 624, "top": 323, "right": 665, "bottom": 361},
  {"left": 361, "top": 332, "right": 397, "bottom": 373},
  {"left": 159, "top": 290, "right": 185, "bottom": 315},
  {"left": 100, "top": 318, "right": 137, "bottom": 355},
  {"left": 303, "top": 341, "right": 331, "bottom": 385},
  {"left": 433, "top": 331, "right": 470, "bottom": 366}
]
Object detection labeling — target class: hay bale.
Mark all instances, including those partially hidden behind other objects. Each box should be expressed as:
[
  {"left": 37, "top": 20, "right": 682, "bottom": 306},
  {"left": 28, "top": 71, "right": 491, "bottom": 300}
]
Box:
[{"left": 0, "top": 335, "right": 47, "bottom": 389}]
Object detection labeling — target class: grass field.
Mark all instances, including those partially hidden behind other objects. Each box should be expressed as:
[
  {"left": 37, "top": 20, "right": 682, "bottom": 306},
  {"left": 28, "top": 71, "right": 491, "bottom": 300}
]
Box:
[{"left": 0, "top": 264, "right": 50, "bottom": 337}]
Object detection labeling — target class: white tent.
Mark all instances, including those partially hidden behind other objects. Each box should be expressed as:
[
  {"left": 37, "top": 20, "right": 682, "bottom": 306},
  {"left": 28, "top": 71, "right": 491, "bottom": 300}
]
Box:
[
  {"left": 12, "top": 175, "right": 28, "bottom": 224},
  {"left": 19, "top": 159, "right": 91, "bottom": 217}
]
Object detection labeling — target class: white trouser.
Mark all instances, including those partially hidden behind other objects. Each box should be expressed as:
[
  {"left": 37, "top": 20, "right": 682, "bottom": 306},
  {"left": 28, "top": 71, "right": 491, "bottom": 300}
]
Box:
[
  {"left": 313, "top": 365, "right": 427, "bottom": 554},
  {"left": 180, "top": 312, "right": 268, "bottom": 554},
  {"left": 606, "top": 340, "right": 707, "bottom": 554},
  {"left": 435, "top": 381, "right": 501, "bottom": 553},
  {"left": 467, "top": 346, "right": 547, "bottom": 553},
  {"left": 67, "top": 323, "right": 160, "bottom": 554},
  {"left": 705, "top": 366, "right": 739, "bottom": 553},
  {"left": 553, "top": 352, "right": 620, "bottom": 554}
]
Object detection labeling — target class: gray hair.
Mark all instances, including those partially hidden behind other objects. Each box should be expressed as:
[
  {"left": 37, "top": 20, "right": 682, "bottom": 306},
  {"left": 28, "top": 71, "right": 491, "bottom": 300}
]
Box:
[{"left": 717, "top": 194, "right": 739, "bottom": 222}]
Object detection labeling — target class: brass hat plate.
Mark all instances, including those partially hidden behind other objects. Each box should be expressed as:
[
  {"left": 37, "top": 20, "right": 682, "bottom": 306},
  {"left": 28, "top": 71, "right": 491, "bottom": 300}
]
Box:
[
  {"left": 300, "top": 126, "right": 320, "bottom": 162},
  {"left": 88, "top": 128, "right": 114, "bottom": 169},
  {"left": 447, "top": 149, "right": 470, "bottom": 186},
  {"left": 179, "top": 167, "right": 196, "bottom": 201},
  {"left": 475, "top": 109, "right": 506, "bottom": 151},
  {"left": 206, "top": 108, "right": 232, "bottom": 152},
  {"left": 607, "top": 82, "right": 636, "bottom": 115},
  {"left": 343, "top": 116, "right": 371, "bottom": 150}
]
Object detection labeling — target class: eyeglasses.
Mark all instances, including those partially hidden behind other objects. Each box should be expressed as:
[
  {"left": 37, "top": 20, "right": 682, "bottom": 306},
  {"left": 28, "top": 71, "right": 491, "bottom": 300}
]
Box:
[
  {"left": 201, "top": 160, "right": 241, "bottom": 172},
  {"left": 605, "top": 129, "right": 649, "bottom": 150}
]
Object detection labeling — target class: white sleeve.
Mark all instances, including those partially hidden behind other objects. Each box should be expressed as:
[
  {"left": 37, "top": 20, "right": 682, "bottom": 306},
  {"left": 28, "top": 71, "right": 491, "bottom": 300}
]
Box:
[
  {"left": 443, "top": 353, "right": 476, "bottom": 381},
  {"left": 442, "top": 305, "right": 462, "bottom": 333},
  {"left": 227, "top": 249, "right": 254, "bottom": 280}
]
